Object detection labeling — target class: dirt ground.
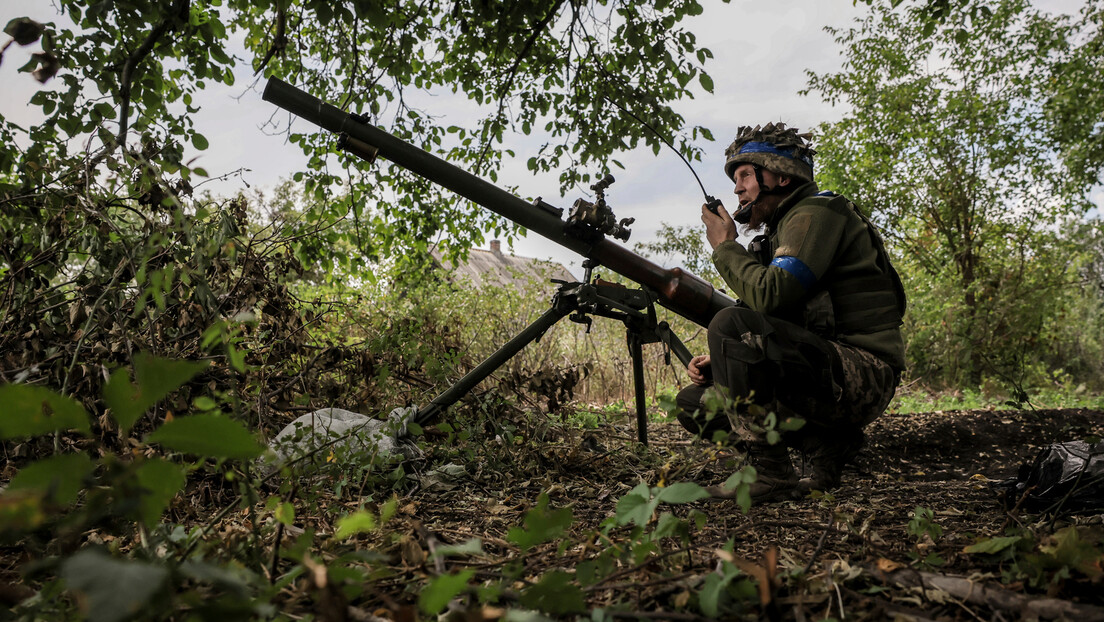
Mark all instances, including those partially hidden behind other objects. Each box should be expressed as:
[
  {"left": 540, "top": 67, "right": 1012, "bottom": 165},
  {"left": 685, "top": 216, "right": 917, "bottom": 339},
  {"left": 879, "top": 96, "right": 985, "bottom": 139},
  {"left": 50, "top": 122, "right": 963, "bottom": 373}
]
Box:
[
  {"left": 397, "top": 406, "right": 1104, "bottom": 620},
  {"left": 7, "top": 407, "right": 1102, "bottom": 620}
]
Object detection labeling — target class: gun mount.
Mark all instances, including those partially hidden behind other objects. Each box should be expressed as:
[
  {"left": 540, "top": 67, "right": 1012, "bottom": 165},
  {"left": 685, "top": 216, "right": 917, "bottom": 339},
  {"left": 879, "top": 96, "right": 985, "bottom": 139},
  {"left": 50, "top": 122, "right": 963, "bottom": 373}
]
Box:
[
  {"left": 262, "top": 78, "right": 738, "bottom": 443},
  {"left": 566, "top": 174, "right": 634, "bottom": 243}
]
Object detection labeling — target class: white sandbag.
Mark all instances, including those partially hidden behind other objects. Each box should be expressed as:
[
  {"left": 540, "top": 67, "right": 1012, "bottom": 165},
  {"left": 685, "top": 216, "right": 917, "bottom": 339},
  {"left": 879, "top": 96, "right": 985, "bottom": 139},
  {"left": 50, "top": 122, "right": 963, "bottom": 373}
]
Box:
[{"left": 268, "top": 406, "right": 415, "bottom": 468}]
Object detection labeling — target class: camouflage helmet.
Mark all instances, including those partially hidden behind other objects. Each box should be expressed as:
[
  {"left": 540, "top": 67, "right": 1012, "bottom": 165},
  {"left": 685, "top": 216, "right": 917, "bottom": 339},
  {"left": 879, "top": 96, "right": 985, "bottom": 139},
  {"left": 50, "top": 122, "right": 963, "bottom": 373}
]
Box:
[{"left": 723, "top": 123, "right": 816, "bottom": 184}]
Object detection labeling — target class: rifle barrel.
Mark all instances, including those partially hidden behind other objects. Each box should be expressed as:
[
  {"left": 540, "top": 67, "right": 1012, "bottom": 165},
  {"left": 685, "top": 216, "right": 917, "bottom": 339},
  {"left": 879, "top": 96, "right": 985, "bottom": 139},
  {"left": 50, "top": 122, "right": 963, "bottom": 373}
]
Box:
[{"left": 262, "top": 78, "right": 736, "bottom": 326}]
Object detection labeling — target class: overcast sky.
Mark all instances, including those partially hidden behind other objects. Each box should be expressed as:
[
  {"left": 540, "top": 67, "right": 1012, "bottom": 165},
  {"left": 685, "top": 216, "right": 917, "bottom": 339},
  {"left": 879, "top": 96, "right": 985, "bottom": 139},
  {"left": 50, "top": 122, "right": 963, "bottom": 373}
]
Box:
[{"left": 1, "top": 0, "right": 1094, "bottom": 278}]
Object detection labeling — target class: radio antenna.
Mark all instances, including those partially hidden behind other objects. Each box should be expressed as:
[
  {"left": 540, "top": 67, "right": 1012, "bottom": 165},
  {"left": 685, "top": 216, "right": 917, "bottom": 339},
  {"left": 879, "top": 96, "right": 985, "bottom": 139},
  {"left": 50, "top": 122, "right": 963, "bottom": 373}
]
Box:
[{"left": 603, "top": 96, "right": 722, "bottom": 213}]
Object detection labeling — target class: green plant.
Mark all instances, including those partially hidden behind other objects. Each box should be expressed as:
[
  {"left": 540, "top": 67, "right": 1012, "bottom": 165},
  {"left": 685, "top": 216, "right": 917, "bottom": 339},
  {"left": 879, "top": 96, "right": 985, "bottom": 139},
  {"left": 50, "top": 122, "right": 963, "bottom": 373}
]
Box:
[
  {"left": 906, "top": 506, "right": 945, "bottom": 568},
  {"left": 964, "top": 526, "right": 1104, "bottom": 592},
  {"left": 907, "top": 507, "right": 943, "bottom": 542},
  {"left": 807, "top": 0, "right": 1104, "bottom": 389},
  {"left": 697, "top": 543, "right": 760, "bottom": 618},
  {"left": 1, "top": 353, "right": 270, "bottom": 620},
  {"left": 888, "top": 383, "right": 1104, "bottom": 414}
]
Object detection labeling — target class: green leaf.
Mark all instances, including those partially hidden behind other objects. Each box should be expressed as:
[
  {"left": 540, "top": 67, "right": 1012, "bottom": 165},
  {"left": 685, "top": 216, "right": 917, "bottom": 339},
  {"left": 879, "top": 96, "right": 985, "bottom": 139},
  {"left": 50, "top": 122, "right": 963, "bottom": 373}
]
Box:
[
  {"left": 191, "top": 133, "right": 209, "bottom": 150},
  {"left": 923, "top": 552, "right": 946, "bottom": 567},
  {"left": 103, "top": 369, "right": 141, "bottom": 433},
  {"left": 519, "top": 571, "right": 585, "bottom": 614},
  {"left": 699, "top": 72, "right": 714, "bottom": 92},
  {"left": 178, "top": 559, "right": 253, "bottom": 597},
  {"left": 418, "top": 569, "right": 473, "bottom": 615},
  {"left": 778, "top": 417, "right": 805, "bottom": 432},
  {"left": 4, "top": 17, "right": 44, "bottom": 45},
  {"left": 274, "top": 501, "right": 295, "bottom": 527},
  {"left": 227, "top": 343, "right": 246, "bottom": 372},
  {"left": 632, "top": 540, "right": 659, "bottom": 565},
  {"left": 722, "top": 466, "right": 757, "bottom": 513},
  {"left": 963, "top": 535, "right": 1022, "bottom": 555},
  {"left": 93, "top": 102, "right": 116, "bottom": 120},
  {"left": 506, "top": 493, "right": 573, "bottom": 552},
  {"left": 62, "top": 549, "right": 169, "bottom": 622},
  {"left": 614, "top": 483, "right": 658, "bottom": 526},
  {"left": 134, "top": 458, "right": 186, "bottom": 528},
  {"left": 334, "top": 510, "right": 376, "bottom": 539},
  {"left": 698, "top": 571, "right": 732, "bottom": 618},
  {"left": 147, "top": 414, "right": 263, "bottom": 460},
  {"left": 651, "top": 512, "right": 685, "bottom": 540},
  {"left": 0, "top": 384, "right": 91, "bottom": 439},
  {"left": 656, "top": 482, "right": 709, "bottom": 504},
  {"left": 379, "top": 495, "right": 398, "bottom": 525},
  {"left": 135, "top": 353, "right": 209, "bottom": 403},
  {"left": 7, "top": 453, "right": 94, "bottom": 506},
  {"left": 104, "top": 354, "right": 209, "bottom": 435},
  {"left": 210, "top": 45, "right": 232, "bottom": 66},
  {"left": 575, "top": 561, "right": 599, "bottom": 587},
  {"left": 1042, "top": 526, "right": 1099, "bottom": 569}
]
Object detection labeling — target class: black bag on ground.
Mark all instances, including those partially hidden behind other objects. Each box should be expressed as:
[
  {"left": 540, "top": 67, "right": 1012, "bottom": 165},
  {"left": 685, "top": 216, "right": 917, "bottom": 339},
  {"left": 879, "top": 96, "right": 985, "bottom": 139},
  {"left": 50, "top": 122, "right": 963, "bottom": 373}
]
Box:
[{"left": 993, "top": 440, "right": 1104, "bottom": 513}]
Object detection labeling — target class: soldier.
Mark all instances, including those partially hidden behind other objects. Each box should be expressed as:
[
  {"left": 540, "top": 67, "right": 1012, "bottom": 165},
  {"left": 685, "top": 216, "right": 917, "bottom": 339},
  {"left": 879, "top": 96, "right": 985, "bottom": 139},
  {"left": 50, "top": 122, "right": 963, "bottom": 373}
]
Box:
[{"left": 677, "top": 123, "right": 907, "bottom": 501}]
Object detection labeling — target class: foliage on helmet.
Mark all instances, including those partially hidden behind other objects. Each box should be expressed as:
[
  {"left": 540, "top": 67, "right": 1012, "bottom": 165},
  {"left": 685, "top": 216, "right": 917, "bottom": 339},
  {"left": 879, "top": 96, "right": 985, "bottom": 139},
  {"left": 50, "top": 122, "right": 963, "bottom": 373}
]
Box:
[{"left": 724, "top": 122, "right": 816, "bottom": 183}]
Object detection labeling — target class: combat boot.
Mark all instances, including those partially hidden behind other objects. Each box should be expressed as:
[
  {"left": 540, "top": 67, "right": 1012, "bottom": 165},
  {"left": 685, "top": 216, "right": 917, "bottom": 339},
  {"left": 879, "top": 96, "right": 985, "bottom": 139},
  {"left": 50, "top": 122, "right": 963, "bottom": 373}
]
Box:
[
  {"left": 797, "top": 429, "right": 865, "bottom": 492},
  {"left": 745, "top": 441, "right": 799, "bottom": 501}
]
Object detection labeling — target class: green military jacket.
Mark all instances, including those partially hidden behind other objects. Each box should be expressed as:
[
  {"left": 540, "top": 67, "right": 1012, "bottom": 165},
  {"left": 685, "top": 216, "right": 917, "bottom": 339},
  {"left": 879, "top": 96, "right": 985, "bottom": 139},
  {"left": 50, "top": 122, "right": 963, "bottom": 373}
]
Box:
[{"left": 712, "top": 182, "right": 906, "bottom": 370}]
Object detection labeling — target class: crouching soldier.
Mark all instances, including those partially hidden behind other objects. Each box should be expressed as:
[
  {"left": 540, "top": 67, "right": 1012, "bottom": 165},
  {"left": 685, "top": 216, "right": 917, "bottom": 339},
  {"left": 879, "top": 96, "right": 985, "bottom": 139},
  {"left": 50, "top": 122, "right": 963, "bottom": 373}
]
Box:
[{"left": 677, "top": 123, "right": 907, "bottom": 501}]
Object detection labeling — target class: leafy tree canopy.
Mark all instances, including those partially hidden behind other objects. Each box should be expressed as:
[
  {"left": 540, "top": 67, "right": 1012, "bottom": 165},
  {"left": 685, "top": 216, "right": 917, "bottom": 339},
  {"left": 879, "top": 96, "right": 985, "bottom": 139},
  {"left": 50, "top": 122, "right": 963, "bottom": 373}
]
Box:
[
  {"left": 2, "top": 0, "right": 724, "bottom": 269},
  {"left": 806, "top": 0, "right": 1104, "bottom": 387}
]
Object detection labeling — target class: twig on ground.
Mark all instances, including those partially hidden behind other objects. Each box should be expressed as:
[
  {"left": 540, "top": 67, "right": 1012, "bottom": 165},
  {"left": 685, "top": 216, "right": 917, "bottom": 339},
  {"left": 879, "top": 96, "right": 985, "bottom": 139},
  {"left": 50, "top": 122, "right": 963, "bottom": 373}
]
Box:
[
  {"left": 868, "top": 564, "right": 1104, "bottom": 621},
  {"left": 801, "top": 510, "right": 836, "bottom": 576},
  {"left": 606, "top": 610, "right": 706, "bottom": 621}
]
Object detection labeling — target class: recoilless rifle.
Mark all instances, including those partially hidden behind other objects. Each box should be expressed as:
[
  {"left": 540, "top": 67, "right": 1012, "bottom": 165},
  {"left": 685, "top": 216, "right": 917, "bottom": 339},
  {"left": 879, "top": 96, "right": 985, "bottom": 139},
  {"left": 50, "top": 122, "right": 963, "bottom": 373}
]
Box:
[{"left": 263, "top": 78, "right": 737, "bottom": 444}]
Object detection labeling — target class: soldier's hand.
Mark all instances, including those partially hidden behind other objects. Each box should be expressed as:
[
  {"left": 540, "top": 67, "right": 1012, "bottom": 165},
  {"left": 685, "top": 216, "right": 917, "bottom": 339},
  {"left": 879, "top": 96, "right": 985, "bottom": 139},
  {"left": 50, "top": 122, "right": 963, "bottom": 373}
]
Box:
[
  {"left": 702, "top": 202, "right": 737, "bottom": 250},
  {"left": 687, "top": 354, "right": 712, "bottom": 386}
]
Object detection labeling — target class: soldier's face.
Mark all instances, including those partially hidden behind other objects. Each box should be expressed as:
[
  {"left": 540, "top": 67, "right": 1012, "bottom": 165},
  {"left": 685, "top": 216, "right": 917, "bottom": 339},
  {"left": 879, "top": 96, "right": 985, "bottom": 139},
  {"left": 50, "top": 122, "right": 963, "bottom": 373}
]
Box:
[{"left": 732, "top": 164, "right": 785, "bottom": 207}]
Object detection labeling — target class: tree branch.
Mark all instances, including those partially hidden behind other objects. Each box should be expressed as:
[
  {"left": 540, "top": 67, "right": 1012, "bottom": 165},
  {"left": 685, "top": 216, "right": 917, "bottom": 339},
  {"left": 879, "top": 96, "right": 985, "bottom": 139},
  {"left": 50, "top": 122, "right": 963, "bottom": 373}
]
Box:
[
  {"left": 253, "top": 5, "right": 287, "bottom": 77},
  {"left": 474, "top": 0, "right": 566, "bottom": 172},
  {"left": 115, "top": 0, "right": 192, "bottom": 154}
]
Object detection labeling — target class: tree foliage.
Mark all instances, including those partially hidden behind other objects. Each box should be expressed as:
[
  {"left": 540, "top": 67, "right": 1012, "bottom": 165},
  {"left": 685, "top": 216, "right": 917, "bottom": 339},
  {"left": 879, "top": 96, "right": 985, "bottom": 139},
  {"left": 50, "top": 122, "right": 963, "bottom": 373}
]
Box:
[
  {"left": 806, "top": 0, "right": 1104, "bottom": 389},
  {"left": 1044, "top": 1, "right": 1104, "bottom": 186},
  {"left": 6, "top": 2, "right": 1104, "bottom": 618},
  {"left": 634, "top": 222, "right": 718, "bottom": 279},
  {"left": 0, "top": 0, "right": 726, "bottom": 452},
  {"left": 2, "top": 0, "right": 723, "bottom": 268}
]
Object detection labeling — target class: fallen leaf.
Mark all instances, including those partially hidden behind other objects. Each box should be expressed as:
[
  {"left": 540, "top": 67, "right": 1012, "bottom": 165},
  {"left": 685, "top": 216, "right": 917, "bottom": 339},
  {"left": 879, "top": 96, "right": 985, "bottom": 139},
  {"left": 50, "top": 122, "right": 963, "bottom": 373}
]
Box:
[{"left": 876, "top": 557, "right": 903, "bottom": 573}]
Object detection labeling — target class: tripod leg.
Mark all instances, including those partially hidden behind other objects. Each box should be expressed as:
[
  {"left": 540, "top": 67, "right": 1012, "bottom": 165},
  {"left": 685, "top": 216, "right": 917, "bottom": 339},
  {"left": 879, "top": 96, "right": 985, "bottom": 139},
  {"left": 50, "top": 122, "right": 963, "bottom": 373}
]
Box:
[
  {"left": 414, "top": 305, "right": 571, "bottom": 425},
  {"left": 655, "top": 321, "right": 693, "bottom": 368},
  {"left": 628, "top": 331, "right": 648, "bottom": 445}
]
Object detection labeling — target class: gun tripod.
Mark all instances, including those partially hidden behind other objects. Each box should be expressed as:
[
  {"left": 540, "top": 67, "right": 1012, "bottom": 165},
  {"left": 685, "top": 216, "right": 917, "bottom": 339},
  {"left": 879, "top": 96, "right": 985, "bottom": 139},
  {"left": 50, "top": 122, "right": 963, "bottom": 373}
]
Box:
[{"left": 412, "top": 260, "right": 693, "bottom": 445}]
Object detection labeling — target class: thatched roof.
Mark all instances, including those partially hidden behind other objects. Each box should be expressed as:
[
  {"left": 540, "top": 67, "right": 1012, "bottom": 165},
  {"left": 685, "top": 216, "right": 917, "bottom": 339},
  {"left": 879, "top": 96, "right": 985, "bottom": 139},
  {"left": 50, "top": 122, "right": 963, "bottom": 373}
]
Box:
[{"left": 430, "top": 240, "right": 576, "bottom": 290}]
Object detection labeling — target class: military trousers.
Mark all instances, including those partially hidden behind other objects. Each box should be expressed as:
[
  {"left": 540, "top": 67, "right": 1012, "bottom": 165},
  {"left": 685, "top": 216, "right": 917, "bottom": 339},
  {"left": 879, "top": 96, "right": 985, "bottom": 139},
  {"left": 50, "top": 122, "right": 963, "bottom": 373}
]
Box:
[{"left": 675, "top": 305, "right": 899, "bottom": 442}]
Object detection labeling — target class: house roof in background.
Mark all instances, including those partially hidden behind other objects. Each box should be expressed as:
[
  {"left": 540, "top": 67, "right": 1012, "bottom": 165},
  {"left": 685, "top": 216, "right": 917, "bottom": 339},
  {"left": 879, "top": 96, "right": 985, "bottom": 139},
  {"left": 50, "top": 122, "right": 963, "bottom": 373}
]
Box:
[{"left": 431, "top": 240, "right": 576, "bottom": 290}]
